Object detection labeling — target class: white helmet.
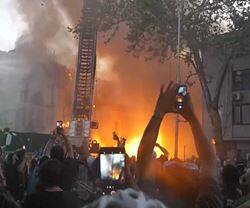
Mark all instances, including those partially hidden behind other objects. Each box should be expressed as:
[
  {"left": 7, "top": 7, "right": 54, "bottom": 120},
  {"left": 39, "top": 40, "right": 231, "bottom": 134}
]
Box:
[{"left": 83, "top": 188, "right": 167, "bottom": 208}]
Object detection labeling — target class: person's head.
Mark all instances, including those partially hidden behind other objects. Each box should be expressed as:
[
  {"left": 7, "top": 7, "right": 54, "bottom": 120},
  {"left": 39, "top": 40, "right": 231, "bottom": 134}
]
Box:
[
  {"left": 50, "top": 145, "right": 65, "bottom": 161},
  {"left": 159, "top": 162, "right": 199, "bottom": 206},
  {"left": 222, "top": 164, "right": 240, "bottom": 189},
  {"left": 38, "top": 159, "right": 62, "bottom": 188},
  {"left": 83, "top": 188, "right": 166, "bottom": 208}
]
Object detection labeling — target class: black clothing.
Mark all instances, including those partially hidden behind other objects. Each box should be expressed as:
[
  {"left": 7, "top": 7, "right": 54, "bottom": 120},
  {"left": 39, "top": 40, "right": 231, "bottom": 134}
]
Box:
[
  {"left": 22, "top": 191, "right": 81, "bottom": 208},
  {"left": 4, "top": 154, "right": 25, "bottom": 200},
  {"left": 61, "top": 159, "right": 79, "bottom": 191},
  {"left": 195, "top": 177, "right": 223, "bottom": 208}
]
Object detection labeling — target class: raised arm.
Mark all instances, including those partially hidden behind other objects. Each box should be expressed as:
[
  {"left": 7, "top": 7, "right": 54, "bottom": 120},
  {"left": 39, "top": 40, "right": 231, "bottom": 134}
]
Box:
[
  {"left": 180, "top": 95, "right": 217, "bottom": 179},
  {"left": 61, "top": 134, "right": 74, "bottom": 158},
  {"left": 43, "top": 134, "right": 56, "bottom": 157},
  {"left": 155, "top": 143, "right": 169, "bottom": 157},
  {"left": 180, "top": 96, "right": 222, "bottom": 207},
  {"left": 137, "top": 116, "right": 163, "bottom": 180},
  {"left": 43, "top": 129, "right": 73, "bottom": 158},
  {"left": 137, "top": 82, "right": 176, "bottom": 180}
]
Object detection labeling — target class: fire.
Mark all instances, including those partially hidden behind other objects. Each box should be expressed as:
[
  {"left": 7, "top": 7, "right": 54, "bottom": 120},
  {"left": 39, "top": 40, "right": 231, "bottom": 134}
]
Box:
[
  {"left": 92, "top": 131, "right": 168, "bottom": 158},
  {"left": 125, "top": 136, "right": 141, "bottom": 157},
  {"left": 63, "top": 121, "right": 70, "bottom": 128},
  {"left": 125, "top": 135, "right": 166, "bottom": 157},
  {"left": 91, "top": 131, "right": 105, "bottom": 147},
  {"left": 91, "top": 53, "right": 200, "bottom": 160}
]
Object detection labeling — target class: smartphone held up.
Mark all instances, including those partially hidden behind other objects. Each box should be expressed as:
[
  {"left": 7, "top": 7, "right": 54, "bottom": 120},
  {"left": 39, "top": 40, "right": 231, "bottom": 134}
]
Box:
[
  {"left": 176, "top": 85, "right": 188, "bottom": 111},
  {"left": 56, "top": 121, "right": 64, "bottom": 135},
  {"left": 99, "top": 147, "right": 126, "bottom": 191}
]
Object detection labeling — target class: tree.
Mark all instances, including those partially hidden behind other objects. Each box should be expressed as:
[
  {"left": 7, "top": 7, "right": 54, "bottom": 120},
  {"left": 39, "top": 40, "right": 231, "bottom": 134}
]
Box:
[{"left": 78, "top": 0, "right": 250, "bottom": 157}]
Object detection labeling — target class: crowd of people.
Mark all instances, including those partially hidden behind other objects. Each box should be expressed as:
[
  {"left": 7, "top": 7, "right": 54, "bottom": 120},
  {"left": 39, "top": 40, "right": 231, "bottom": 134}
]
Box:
[{"left": 0, "top": 82, "right": 249, "bottom": 208}]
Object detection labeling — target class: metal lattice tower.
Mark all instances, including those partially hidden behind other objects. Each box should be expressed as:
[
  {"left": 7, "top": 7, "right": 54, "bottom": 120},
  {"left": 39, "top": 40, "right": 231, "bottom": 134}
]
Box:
[{"left": 71, "top": 0, "right": 97, "bottom": 140}]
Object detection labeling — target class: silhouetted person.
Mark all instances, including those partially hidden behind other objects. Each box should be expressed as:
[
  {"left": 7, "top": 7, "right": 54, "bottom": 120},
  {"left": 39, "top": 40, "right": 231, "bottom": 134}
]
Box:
[
  {"left": 50, "top": 145, "right": 79, "bottom": 191},
  {"left": 137, "top": 82, "right": 223, "bottom": 208},
  {"left": 4, "top": 148, "right": 27, "bottom": 200},
  {"left": 222, "top": 164, "right": 242, "bottom": 207},
  {"left": 22, "top": 159, "right": 80, "bottom": 208}
]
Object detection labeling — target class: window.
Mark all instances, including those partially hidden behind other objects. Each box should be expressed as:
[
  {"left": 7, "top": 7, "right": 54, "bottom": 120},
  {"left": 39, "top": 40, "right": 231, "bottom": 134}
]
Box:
[
  {"left": 233, "top": 105, "right": 241, "bottom": 124},
  {"left": 233, "top": 104, "right": 250, "bottom": 125},
  {"left": 242, "top": 105, "right": 250, "bottom": 124},
  {"left": 233, "top": 69, "right": 250, "bottom": 91}
]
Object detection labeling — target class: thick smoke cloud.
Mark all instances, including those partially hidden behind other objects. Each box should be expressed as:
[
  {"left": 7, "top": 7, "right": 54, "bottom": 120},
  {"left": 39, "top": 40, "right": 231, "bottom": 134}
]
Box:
[
  {"left": 14, "top": 0, "right": 78, "bottom": 67},
  {"left": 0, "top": 0, "right": 201, "bottom": 158},
  {"left": 94, "top": 33, "right": 201, "bottom": 157},
  {"left": 0, "top": 0, "right": 76, "bottom": 133}
]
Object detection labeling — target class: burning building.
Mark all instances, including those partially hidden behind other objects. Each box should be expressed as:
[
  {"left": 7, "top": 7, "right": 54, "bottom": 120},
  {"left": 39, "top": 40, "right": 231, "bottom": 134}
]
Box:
[{"left": 0, "top": 0, "right": 203, "bottom": 158}]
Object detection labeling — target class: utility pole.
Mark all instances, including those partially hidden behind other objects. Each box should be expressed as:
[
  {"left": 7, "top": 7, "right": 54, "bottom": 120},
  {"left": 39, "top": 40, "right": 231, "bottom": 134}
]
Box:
[{"left": 174, "top": 0, "right": 182, "bottom": 159}]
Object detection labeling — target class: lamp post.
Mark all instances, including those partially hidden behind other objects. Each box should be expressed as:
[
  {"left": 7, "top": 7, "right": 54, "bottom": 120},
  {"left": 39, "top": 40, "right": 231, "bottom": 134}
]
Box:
[{"left": 174, "top": 0, "right": 182, "bottom": 159}]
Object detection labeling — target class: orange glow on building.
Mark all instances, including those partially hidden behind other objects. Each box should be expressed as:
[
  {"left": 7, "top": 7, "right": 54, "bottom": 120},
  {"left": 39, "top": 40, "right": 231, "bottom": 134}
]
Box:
[
  {"left": 62, "top": 35, "right": 202, "bottom": 160},
  {"left": 91, "top": 117, "right": 196, "bottom": 159}
]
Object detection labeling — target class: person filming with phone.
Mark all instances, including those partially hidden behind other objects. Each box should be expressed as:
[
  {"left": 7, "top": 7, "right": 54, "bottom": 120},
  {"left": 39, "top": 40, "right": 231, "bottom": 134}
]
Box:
[
  {"left": 137, "top": 82, "right": 222, "bottom": 208},
  {"left": 83, "top": 82, "right": 222, "bottom": 208},
  {"left": 43, "top": 121, "right": 73, "bottom": 159}
]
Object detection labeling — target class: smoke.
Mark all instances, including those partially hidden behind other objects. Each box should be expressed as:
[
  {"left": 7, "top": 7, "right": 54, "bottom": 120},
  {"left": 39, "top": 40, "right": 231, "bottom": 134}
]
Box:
[
  {"left": 93, "top": 33, "right": 202, "bottom": 157},
  {"left": 14, "top": 0, "right": 78, "bottom": 67},
  {"left": 0, "top": 0, "right": 201, "bottom": 158},
  {"left": 0, "top": 0, "right": 78, "bottom": 132}
]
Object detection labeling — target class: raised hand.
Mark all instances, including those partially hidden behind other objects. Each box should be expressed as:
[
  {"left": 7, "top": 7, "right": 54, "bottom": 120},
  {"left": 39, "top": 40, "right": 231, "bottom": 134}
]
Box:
[
  {"left": 154, "top": 81, "right": 178, "bottom": 118},
  {"left": 179, "top": 94, "right": 195, "bottom": 121}
]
